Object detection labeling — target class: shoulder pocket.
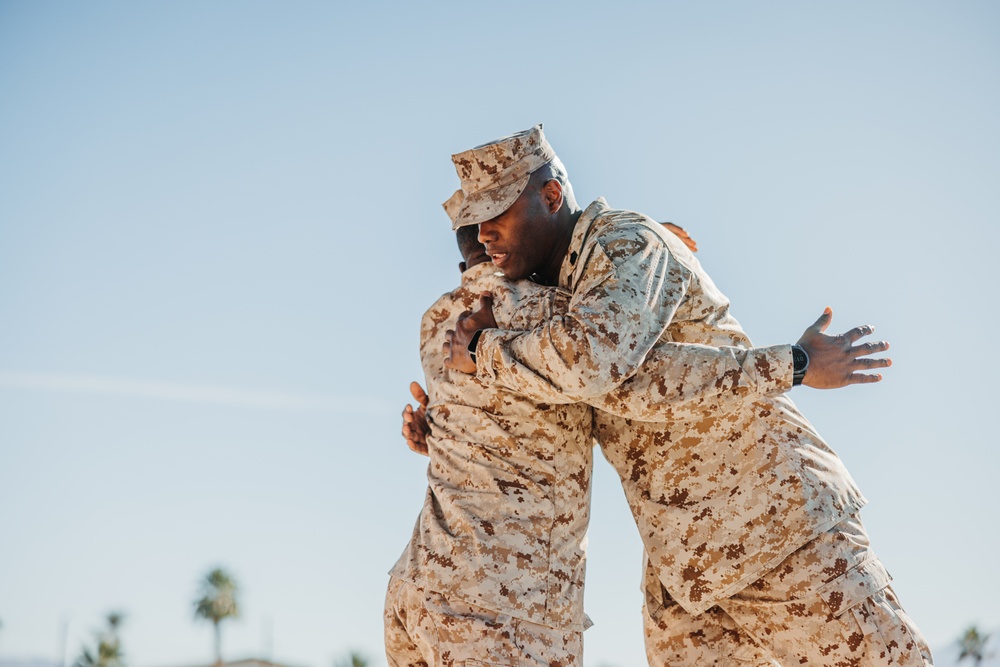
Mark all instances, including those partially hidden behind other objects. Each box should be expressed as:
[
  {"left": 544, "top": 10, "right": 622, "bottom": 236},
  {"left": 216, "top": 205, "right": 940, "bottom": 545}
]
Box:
[{"left": 817, "top": 555, "right": 893, "bottom": 619}]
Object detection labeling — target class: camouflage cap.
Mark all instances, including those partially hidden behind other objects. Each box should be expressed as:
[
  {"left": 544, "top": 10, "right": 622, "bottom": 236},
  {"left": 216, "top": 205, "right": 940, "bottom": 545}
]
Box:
[
  {"left": 450, "top": 124, "right": 556, "bottom": 230},
  {"left": 442, "top": 189, "right": 464, "bottom": 226}
]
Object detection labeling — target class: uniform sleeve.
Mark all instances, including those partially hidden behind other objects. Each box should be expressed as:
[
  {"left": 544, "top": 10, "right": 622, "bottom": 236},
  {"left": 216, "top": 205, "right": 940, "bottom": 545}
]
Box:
[
  {"left": 475, "top": 225, "right": 687, "bottom": 401},
  {"left": 595, "top": 343, "right": 793, "bottom": 421},
  {"left": 474, "top": 333, "right": 793, "bottom": 416},
  {"left": 473, "top": 221, "right": 794, "bottom": 414}
]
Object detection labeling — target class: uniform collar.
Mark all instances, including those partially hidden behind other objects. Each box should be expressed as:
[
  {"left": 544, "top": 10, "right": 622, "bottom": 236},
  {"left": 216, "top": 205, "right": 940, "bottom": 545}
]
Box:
[
  {"left": 558, "top": 198, "right": 609, "bottom": 290},
  {"left": 460, "top": 260, "right": 501, "bottom": 287}
]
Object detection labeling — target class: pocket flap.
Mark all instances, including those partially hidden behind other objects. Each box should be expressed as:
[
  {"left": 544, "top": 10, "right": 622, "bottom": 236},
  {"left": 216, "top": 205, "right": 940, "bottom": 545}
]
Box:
[{"left": 817, "top": 555, "right": 892, "bottom": 618}]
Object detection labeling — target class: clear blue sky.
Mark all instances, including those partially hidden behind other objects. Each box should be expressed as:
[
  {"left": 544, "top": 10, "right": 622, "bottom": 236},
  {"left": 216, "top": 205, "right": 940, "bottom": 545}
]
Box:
[{"left": 1, "top": 2, "right": 998, "bottom": 667}]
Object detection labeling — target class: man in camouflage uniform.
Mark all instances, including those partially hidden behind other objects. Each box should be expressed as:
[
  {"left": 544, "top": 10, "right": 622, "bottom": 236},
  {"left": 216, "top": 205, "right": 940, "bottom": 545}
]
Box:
[
  {"left": 400, "top": 210, "right": 905, "bottom": 667},
  {"left": 384, "top": 190, "right": 594, "bottom": 667},
  {"left": 444, "top": 125, "right": 932, "bottom": 666},
  {"left": 390, "top": 193, "right": 819, "bottom": 667}
]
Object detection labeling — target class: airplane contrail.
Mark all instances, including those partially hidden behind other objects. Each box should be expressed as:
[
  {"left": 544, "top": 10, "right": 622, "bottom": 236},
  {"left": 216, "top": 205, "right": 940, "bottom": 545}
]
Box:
[{"left": 0, "top": 370, "right": 391, "bottom": 415}]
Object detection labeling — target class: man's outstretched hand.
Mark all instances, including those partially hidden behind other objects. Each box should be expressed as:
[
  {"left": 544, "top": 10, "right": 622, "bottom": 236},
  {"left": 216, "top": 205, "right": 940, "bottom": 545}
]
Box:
[
  {"left": 401, "top": 381, "right": 430, "bottom": 456},
  {"left": 444, "top": 292, "right": 498, "bottom": 374},
  {"left": 797, "top": 308, "right": 892, "bottom": 389}
]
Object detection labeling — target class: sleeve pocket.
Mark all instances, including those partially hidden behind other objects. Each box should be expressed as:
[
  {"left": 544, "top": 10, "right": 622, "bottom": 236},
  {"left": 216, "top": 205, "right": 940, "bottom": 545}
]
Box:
[{"left": 817, "top": 555, "right": 893, "bottom": 622}]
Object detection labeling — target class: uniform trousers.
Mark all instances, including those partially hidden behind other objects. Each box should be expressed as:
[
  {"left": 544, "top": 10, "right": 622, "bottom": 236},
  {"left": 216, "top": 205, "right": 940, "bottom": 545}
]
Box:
[
  {"left": 643, "top": 515, "right": 932, "bottom": 666},
  {"left": 384, "top": 577, "right": 583, "bottom": 667}
]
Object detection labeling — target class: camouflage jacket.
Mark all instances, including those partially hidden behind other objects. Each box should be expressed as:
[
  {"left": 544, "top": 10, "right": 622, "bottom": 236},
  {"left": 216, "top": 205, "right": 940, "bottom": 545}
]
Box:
[
  {"left": 476, "top": 199, "right": 868, "bottom": 615},
  {"left": 390, "top": 261, "right": 594, "bottom": 631},
  {"left": 391, "top": 255, "right": 815, "bottom": 629}
]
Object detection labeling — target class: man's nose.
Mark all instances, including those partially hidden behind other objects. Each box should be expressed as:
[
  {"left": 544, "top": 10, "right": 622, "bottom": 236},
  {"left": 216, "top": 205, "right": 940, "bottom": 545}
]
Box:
[{"left": 478, "top": 221, "right": 497, "bottom": 244}]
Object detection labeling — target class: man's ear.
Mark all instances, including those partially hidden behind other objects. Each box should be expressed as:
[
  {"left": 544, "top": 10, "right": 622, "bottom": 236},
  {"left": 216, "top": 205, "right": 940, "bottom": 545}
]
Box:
[
  {"left": 459, "top": 261, "right": 467, "bottom": 273},
  {"left": 542, "top": 179, "right": 564, "bottom": 214}
]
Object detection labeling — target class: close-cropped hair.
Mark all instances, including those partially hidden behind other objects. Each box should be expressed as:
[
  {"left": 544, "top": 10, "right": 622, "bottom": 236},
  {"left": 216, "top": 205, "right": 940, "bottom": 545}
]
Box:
[{"left": 455, "top": 224, "right": 481, "bottom": 259}]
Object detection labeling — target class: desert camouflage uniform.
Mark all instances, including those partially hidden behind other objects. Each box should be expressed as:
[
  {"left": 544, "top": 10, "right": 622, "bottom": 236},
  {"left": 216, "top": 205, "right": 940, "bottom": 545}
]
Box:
[
  {"left": 643, "top": 515, "right": 930, "bottom": 666},
  {"left": 385, "top": 577, "right": 584, "bottom": 667},
  {"left": 474, "top": 199, "right": 931, "bottom": 666},
  {"left": 386, "top": 261, "right": 593, "bottom": 666},
  {"left": 386, "top": 255, "right": 811, "bottom": 665}
]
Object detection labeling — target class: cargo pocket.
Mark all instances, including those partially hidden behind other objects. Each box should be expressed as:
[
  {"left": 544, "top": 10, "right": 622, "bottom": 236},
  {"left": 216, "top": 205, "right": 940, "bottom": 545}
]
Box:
[
  {"left": 849, "top": 598, "right": 882, "bottom": 638},
  {"left": 817, "top": 554, "right": 892, "bottom": 620},
  {"left": 805, "top": 557, "right": 893, "bottom": 663}
]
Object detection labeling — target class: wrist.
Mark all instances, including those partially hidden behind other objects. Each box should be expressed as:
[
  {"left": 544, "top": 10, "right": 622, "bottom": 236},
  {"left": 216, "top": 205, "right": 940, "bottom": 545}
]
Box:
[
  {"left": 791, "top": 344, "right": 810, "bottom": 386},
  {"left": 467, "top": 329, "right": 484, "bottom": 365}
]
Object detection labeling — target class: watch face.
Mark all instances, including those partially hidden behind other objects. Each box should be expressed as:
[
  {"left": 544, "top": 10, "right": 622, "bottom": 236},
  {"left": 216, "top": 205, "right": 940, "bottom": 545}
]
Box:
[{"left": 792, "top": 347, "right": 808, "bottom": 372}]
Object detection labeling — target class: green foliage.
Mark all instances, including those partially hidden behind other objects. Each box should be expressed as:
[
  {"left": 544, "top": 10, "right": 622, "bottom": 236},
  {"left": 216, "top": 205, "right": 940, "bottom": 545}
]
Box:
[
  {"left": 958, "top": 625, "right": 992, "bottom": 666},
  {"left": 333, "top": 651, "right": 368, "bottom": 667},
  {"left": 193, "top": 567, "right": 241, "bottom": 663},
  {"left": 194, "top": 568, "right": 241, "bottom": 625},
  {"left": 74, "top": 612, "right": 127, "bottom": 667}
]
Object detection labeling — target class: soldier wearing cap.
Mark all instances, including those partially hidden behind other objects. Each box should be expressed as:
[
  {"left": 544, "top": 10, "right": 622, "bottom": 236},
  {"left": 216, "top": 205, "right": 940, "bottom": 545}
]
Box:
[
  {"left": 442, "top": 124, "right": 932, "bottom": 666},
  {"left": 388, "top": 188, "right": 817, "bottom": 666}
]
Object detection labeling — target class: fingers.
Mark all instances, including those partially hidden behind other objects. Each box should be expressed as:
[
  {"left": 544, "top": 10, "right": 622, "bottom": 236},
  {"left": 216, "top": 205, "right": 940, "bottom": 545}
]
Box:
[
  {"left": 409, "top": 381, "right": 429, "bottom": 407},
  {"left": 843, "top": 324, "right": 875, "bottom": 344},
  {"left": 850, "top": 340, "right": 890, "bottom": 357},
  {"left": 823, "top": 357, "right": 891, "bottom": 388},
  {"left": 845, "top": 372, "right": 884, "bottom": 385},
  {"left": 661, "top": 223, "right": 698, "bottom": 252},
  {"left": 402, "top": 404, "right": 420, "bottom": 432},
  {"left": 402, "top": 406, "right": 429, "bottom": 435},
  {"left": 442, "top": 330, "right": 455, "bottom": 368},
  {"left": 810, "top": 307, "right": 833, "bottom": 333},
  {"left": 403, "top": 425, "right": 429, "bottom": 455},
  {"left": 401, "top": 404, "right": 429, "bottom": 456},
  {"left": 401, "top": 403, "right": 412, "bottom": 435},
  {"left": 853, "top": 356, "right": 892, "bottom": 370}
]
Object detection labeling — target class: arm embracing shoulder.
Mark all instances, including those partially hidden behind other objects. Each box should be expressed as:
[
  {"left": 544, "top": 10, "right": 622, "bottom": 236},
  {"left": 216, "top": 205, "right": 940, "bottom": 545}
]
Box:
[{"left": 476, "top": 225, "right": 689, "bottom": 402}]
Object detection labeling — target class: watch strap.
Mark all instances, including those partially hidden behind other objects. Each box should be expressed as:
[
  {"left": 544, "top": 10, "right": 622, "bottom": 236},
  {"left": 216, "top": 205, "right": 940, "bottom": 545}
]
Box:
[
  {"left": 791, "top": 344, "right": 809, "bottom": 386},
  {"left": 468, "top": 329, "right": 484, "bottom": 365}
]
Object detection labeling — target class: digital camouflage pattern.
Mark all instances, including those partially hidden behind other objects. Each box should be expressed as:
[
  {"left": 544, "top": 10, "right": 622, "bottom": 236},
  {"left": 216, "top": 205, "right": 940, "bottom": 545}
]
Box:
[
  {"left": 475, "top": 198, "right": 871, "bottom": 616},
  {"left": 389, "top": 261, "right": 594, "bottom": 632},
  {"left": 386, "top": 250, "right": 800, "bottom": 664},
  {"left": 450, "top": 124, "right": 557, "bottom": 230},
  {"left": 644, "top": 515, "right": 932, "bottom": 666},
  {"left": 385, "top": 577, "right": 583, "bottom": 667}
]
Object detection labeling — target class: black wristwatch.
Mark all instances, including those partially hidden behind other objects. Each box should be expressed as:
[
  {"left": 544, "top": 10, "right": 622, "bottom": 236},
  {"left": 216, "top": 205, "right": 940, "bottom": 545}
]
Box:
[
  {"left": 791, "top": 345, "right": 810, "bottom": 386},
  {"left": 467, "top": 329, "right": 484, "bottom": 365}
]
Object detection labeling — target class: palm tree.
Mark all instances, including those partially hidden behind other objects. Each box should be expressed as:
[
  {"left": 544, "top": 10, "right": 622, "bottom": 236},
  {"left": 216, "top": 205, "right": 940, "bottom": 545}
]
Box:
[
  {"left": 74, "top": 612, "right": 126, "bottom": 667},
  {"left": 194, "top": 567, "right": 241, "bottom": 665},
  {"left": 333, "top": 652, "right": 368, "bottom": 667},
  {"left": 958, "top": 625, "right": 991, "bottom": 667}
]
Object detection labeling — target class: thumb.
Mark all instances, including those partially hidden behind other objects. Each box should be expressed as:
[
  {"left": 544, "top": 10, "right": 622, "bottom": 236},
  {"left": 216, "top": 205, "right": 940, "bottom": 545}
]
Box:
[
  {"left": 479, "top": 292, "right": 494, "bottom": 309},
  {"left": 409, "top": 381, "right": 428, "bottom": 407},
  {"left": 811, "top": 307, "right": 833, "bottom": 333}
]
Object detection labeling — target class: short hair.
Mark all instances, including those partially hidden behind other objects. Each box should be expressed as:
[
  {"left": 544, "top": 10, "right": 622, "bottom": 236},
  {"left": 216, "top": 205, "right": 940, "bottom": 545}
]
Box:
[
  {"left": 455, "top": 224, "right": 483, "bottom": 262},
  {"left": 529, "top": 157, "right": 576, "bottom": 208}
]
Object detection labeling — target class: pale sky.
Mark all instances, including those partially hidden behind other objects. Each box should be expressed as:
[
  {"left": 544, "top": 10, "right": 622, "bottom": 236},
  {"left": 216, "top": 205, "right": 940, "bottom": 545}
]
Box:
[{"left": 1, "top": 2, "right": 998, "bottom": 667}]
